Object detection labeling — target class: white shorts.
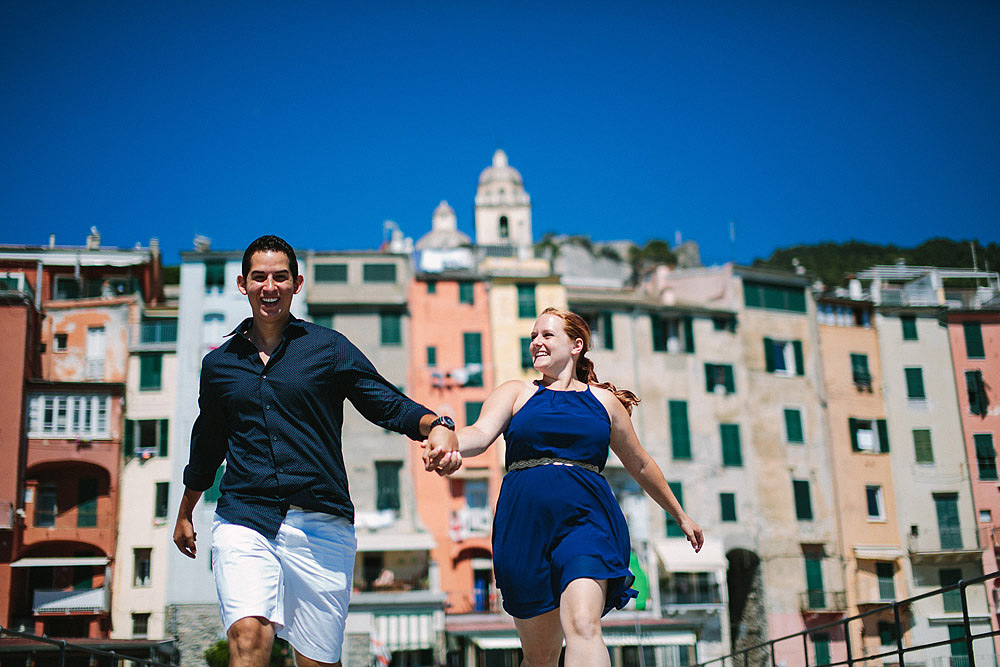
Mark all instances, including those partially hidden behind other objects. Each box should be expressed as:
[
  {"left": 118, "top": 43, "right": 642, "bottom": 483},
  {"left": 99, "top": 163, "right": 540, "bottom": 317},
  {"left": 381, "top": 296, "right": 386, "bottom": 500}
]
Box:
[{"left": 211, "top": 510, "right": 356, "bottom": 663}]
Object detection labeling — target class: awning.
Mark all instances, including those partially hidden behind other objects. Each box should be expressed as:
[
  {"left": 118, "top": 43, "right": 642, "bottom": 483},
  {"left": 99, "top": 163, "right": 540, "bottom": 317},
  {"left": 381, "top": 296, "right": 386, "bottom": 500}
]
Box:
[
  {"left": 356, "top": 533, "right": 436, "bottom": 552},
  {"left": 11, "top": 557, "right": 108, "bottom": 568},
  {"left": 605, "top": 631, "right": 697, "bottom": 646},
  {"left": 653, "top": 538, "right": 727, "bottom": 572},
  {"left": 374, "top": 612, "right": 436, "bottom": 651},
  {"left": 471, "top": 635, "right": 522, "bottom": 650},
  {"left": 853, "top": 546, "right": 904, "bottom": 560}
]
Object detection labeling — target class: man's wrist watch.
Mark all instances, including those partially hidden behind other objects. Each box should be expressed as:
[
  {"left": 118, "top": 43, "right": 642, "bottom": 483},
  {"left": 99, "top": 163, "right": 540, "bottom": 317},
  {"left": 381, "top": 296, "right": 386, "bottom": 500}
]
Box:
[{"left": 428, "top": 415, "right": 456, "bottom": 432}]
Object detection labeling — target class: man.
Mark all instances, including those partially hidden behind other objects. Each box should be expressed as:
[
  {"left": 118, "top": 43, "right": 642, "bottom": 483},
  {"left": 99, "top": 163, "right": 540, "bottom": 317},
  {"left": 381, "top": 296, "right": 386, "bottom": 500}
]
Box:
[{"left": 173, "top": 235, "right": 460, "bottom": 667}]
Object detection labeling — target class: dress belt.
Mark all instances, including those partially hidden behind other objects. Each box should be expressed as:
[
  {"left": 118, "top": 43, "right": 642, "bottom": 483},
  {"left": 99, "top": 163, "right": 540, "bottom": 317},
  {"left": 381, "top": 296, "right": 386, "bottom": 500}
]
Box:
[{"left": 507, "top": 457, "right": 600, "bottom": 474}]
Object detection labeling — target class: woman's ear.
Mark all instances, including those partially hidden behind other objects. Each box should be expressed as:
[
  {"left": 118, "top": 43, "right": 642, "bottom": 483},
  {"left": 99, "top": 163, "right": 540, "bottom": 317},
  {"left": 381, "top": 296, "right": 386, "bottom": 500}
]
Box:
[{"left": 572, "top": 337, "right": 585, "bottom": 354}]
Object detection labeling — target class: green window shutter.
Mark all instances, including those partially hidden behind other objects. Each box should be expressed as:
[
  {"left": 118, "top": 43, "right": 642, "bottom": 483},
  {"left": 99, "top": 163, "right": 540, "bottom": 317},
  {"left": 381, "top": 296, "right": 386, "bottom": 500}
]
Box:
[
  {"left": 939, "top": 569, "right": 963, "bottom": 613},
  {"left": 602, "top": 312, "right": 615, "bottom": 350},
  {"left": 851, "top": 354, "right": 871, "bottom": 386},
  {"left": 154, "top": 482, "right": 170, "bottom": 520},
  {"left": 375, "top": 461, "right": 403, "bottom": 511},
  {"left": 905, "top": 368, "right": 925, "bottom": 399},
  {"left": 204, "top": 465, "right": 226, "bottom": 503},
  {"left": 140, "top": 354, "right": 163, "bottom": 390},
  {"left": 879, "top": 622, "right": 897, "bottom": 647},
  {"left": 720, "top": 424, "right": 742, "bottom": 466},
  {"left": 913, "top": 429, "right": 934, "bottom": 463},
  {"left": 516, "top": 284, "right": 536, "bottom": 319},
  {"left": 314, "top": 264, "right": 347, "bottom": 283},
  {"left": 948, "top": 624, "right": 969, "bottom": 657},
  {"left": 704, "top": 364, "right": 714, "bottom": 392},
  {"left": 465, "top": 402, "right": 483, "bottom": 426},
  {"left": 683, "top": 316, "right": 694, "bottom": 354},
  {"left": 426, "top": 281, "right": 436, "bottom": 294},
  {"left": 363, "top": 263, "right": 397, "bottom": 283},
  {"left": 669, "top": 400, "right": 691, "bottom": 460},
  {"left": 792, "top": 340, "right": 804, "bottom": 376},
  {"left": 724, "top": 365, "right": 736, "bottom": 393},
  {"left": 520, "top": 337, "right": 533, "bottom": 369},
  {"left": 720, "top": 493, "right": 737, "bottom": 522},
  {"left": 934, "top": 494, "right": 963, "bottom": 550},
  {"left": 876, "top": 419, "right": 890, "bottom": 453},
  {"left": 876, "top": 562, "right": 895, "bottom": 600},
  {"left": 652, "top": 315, "right": 667, "bottom": 352},
  {"left": 763, "top": 338, "right": 776, "bottom": 372},
  {"left": 813, "top": 634, "right": 831, "bottom": 666},
  {"left": 901, "top": 315, "right": 918, "bottom": 341},
  {"left": 804, "top": 554, "right": 824, "bottom": 593},
  {"left": 975, "top": 434, "right": 997, "bottom": 480},
  {"left": 793, "top": 480, "right": 813, "bottom": 520},
  {"left": 77, "top": 478, "right": 99, "bottom": 528},
  {"left": 784, "top": 409, "right": 804, "bottom": 444},
  {"left": 124, "top": 419, "right": 135, "bottom": 459},
  {"left": 463, "top": 332, "right": 483, "bottom": 386},
  {"left": 426, "top": 346, "right": 437, "bottom": 366},
  {"left": 666, "top": 482, "right": 684, "bottom": 536},
  {"left": 963, "top": 321, "right": 985, "bottom": 358},
  {"left": 380, "top": 312, "right": 402, "bottom": 346},
  {"left": 459, "top": 282, "right": 474, "bottom": 305},
  {"left": 966, "top": 370, "right": 989, "bottom": 415},
  {"left": 158, "top": 419, "right": 169, "bottom": 458},
  {"left": 849, "top": 418, "right": 862, "bottom": 451}
]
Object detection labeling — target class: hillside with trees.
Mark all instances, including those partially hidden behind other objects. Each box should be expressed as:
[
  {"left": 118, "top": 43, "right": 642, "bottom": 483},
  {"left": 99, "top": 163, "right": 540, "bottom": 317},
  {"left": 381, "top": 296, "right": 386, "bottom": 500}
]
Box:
[{"left": 752, "top": 238, "right": 1000, "bottom": 288}]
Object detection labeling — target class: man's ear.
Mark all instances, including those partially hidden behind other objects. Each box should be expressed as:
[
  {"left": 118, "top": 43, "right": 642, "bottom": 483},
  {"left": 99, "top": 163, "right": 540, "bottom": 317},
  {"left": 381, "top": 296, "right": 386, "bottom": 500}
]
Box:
[
  {"left": 237, "top": 274, "right": 248, "bottom": 296},
  {"left": 294, "top": 274, "right": 304, "bottom": 294}
]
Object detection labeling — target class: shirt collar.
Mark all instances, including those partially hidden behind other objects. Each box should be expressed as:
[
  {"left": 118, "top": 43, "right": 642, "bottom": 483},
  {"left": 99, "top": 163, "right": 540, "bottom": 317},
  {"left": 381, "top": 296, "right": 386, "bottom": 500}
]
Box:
[{"left": 227, "top": 315, "right": 307, "bottom": 341}]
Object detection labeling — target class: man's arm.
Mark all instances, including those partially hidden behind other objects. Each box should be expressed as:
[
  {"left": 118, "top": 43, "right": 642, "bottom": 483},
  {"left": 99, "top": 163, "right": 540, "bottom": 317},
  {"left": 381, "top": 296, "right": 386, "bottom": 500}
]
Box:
[{"left": 173, "top": 488, "right": 203, "bottom": 559}]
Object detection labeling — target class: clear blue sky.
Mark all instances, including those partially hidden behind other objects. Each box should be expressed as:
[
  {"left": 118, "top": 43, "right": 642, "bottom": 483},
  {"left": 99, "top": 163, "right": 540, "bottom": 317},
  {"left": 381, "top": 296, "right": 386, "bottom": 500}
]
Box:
[{"left": 2, "top": 1, "right": 998, "bottom": 266}]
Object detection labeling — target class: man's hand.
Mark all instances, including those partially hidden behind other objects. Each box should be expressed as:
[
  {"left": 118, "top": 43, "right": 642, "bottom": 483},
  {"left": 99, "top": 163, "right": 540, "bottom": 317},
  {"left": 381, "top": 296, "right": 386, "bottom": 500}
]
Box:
[
  {"left": 423, "top": 426, "right": 462, "bottom": 476},
  {"left": 173, "top": 514, "right": 198, "bottom": 558}
]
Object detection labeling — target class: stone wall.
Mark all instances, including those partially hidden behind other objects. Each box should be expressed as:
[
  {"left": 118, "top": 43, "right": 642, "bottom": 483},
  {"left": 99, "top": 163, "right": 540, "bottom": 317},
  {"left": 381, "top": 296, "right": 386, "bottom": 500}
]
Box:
[{"left": 166, "top": 603, "right": 225, "bottom": 667}]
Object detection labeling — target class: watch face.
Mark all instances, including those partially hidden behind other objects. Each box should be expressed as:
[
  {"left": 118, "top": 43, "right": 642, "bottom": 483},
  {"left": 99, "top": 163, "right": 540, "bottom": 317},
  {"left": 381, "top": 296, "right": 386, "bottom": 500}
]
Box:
[{"left": 434, "top": 415, "right": 456, "bottom": 430}]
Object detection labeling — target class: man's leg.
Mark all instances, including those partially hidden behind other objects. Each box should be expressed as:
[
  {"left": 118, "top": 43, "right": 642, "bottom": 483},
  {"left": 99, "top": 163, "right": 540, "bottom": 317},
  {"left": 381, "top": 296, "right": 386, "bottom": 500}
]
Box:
[
  {"left": 292, "top": 649, "right": 340, "bottom": 667},
  {"left": 228, "top": 616, "right": 275, "bottom": 667}
]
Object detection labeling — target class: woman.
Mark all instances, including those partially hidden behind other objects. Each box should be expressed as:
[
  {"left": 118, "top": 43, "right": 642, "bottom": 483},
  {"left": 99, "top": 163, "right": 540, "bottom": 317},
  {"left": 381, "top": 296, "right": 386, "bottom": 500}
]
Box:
[{"left": 449, "top": 307, "right": 703, "bottom": 666}]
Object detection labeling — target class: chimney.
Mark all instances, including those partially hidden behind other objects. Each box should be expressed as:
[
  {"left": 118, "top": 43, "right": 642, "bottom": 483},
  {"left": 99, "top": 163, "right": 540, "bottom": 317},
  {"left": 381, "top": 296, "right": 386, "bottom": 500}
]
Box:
[
  {"left": 194, "top": 235, "right": 212, "bottom": 252},
  {"left": 49, "top": 234, "right": 56, "bottom": 248},
  {"left": 86, "top": 226, "right": 101, "bottom": 250}
]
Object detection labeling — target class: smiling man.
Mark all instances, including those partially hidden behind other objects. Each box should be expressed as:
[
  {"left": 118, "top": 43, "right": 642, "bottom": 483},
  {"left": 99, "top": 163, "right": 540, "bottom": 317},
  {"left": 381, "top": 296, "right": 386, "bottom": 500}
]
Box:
[{"left": 173, "top": 235, "right": 460, "bottom": 667}]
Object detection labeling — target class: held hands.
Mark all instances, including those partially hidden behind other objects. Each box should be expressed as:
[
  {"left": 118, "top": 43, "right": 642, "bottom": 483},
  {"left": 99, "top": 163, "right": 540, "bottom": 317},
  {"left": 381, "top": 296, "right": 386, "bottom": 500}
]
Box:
[{"left": 422, "top": 425, "right": 462, "bottom": 476}]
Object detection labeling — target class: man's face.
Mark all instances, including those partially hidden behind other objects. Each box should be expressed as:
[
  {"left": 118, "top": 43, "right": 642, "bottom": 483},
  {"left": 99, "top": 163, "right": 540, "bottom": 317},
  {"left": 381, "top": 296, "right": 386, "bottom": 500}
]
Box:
[{"left": 237, "top": 251, "right": 303, "bottom": 325}]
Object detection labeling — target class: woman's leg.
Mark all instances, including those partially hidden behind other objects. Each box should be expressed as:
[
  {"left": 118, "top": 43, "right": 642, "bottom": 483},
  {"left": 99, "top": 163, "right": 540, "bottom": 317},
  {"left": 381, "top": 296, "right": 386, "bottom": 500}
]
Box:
[
  {"left": 513, "top": 608, "right": 564, "bottom": 667},
  {"left": 559, "top": 578, "right": 610, "bottom": 667}
]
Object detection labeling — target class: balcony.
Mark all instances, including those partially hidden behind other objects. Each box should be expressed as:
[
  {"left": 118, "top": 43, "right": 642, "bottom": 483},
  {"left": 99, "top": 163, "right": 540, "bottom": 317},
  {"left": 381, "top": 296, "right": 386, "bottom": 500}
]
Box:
[
  {"left": 799, "top": 589, "right": 846, "bottom": 613},
  {"left": 134, "top": 319, "right": 177, "bottom": 349},
  {"left": 449, "top": 507, "right": 492, "bottom": 542},
  {"left": 33, "top": 587, "right": 109, "bottom": 614},
  {"left": 0, "top": 271, "right": 35, "bottom": 301},
  {"left": 908, "top": 533, "right": 983, "bottom": 564}
]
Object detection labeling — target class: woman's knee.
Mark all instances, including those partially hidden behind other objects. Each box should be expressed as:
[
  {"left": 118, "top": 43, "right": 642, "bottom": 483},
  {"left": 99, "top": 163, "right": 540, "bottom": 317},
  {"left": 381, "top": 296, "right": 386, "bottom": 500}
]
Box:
[{"left": 562, "top": 607, "right": 602, "bottom": 643}]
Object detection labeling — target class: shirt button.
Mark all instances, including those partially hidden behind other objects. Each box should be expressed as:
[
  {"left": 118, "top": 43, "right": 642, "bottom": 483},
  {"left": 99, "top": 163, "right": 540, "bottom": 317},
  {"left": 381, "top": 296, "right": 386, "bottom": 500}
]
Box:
[
  {"left": 272, "top": 435, "right": 278, "bottom": 441},
  {"left": 278, "top": 467, "right": 284, "bottom": 473},
  {"left": 265, "top": 404, "right": 271, "bottom": 410}
]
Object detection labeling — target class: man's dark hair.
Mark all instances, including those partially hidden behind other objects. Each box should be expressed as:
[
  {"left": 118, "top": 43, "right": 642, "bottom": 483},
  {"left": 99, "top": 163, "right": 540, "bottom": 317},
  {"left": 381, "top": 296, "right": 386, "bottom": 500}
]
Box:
[{"left": 242, "top": 235, "right": 298, "bottom": 279}]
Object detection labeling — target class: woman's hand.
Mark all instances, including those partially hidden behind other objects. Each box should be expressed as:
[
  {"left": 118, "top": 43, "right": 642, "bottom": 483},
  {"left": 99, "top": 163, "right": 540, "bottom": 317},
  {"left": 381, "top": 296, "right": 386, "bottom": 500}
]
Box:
[{"left": 680, "top": 515, "right": 704, "bottom": 553}]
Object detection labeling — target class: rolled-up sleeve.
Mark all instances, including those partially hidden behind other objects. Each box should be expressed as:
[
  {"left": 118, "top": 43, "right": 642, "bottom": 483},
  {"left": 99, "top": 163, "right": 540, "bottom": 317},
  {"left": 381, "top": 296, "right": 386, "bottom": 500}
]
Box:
[
  {"left": 183, "top": 362, "right": 229, "bottom": 490},
  {"left": 334, "top": 336, "right": 433, "bottom": 440}
]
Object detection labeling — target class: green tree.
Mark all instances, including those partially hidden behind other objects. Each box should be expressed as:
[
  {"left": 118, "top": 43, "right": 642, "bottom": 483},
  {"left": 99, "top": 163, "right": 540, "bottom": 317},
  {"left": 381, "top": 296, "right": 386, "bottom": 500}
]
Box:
[{"left": 204, "top": 638, "right": 291, "bottom": 667}]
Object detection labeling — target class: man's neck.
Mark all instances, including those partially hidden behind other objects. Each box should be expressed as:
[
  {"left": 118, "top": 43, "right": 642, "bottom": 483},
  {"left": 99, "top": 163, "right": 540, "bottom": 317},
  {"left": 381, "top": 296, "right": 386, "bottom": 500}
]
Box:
[{"left": 249, "top": 316, "right": 288, "bottom": 353}]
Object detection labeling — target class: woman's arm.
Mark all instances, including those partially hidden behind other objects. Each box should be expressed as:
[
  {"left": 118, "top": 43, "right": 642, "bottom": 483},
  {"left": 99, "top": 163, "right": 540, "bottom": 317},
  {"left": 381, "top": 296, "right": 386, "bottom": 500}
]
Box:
[
  {"left": 600, "top": 389, "right": 705, "bottom": 552},
  {"left": 457, "top": 380, "right": 529, "bottom": 458}
]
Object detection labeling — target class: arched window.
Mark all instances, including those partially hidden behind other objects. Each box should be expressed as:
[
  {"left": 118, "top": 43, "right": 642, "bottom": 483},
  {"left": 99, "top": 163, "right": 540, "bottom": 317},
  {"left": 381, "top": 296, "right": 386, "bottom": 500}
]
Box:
[{"left": 499, "top": 216, "right": 509, "bottom": 239}]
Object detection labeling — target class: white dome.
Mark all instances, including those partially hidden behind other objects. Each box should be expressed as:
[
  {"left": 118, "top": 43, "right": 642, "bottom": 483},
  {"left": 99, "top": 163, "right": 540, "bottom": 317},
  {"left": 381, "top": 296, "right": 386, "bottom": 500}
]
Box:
[{"left": 478, "top": 149, "right": 523, "bottom": 186}]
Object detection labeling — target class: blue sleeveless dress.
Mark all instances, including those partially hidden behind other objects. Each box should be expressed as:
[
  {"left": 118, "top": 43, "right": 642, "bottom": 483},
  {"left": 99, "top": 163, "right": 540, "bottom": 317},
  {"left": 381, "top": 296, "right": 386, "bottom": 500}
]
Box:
[{"left": 493, "top": 384, "right": 637, "bottom": 619}]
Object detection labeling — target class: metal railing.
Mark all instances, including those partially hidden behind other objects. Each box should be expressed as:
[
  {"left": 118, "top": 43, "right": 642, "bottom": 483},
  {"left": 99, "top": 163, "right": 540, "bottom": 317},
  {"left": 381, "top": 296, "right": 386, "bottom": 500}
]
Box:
[
  {"left": 0, "top": 625, "right": 177, "bottom": 666},
  {"left": 694, "top": 570, "right": 1000, "bottom": 667}
]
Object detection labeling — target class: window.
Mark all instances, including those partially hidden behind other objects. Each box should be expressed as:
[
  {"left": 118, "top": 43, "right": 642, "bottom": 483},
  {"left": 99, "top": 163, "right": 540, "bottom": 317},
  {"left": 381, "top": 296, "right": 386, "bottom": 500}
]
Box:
[
  {"left": 28, "top": 394, "right": 111, "bottom": 439},
  {"left": 314, "top": 263, "right": 347, "bottom": 283},
  {"left": 940, "top": 569, "right": 962, "bottom": 613},
  {"left": 963, "top": 322, "right": 984, "bottom": 359},
  {"left": 850, "top": 353, "right": 872, "bottom": 389},
  {"left": 849, "top": 418, "right": 889, "bottom": 454},
  {"left": 878, "top": 621, "right": 897, "bottom": 647},
  {"left": 652, "top": 315, "right": 694, "bottom": 354},
  {"left": 793, "top": 480, "right": 813, "bottom": 520},
  {"left": 980, "top": 509, "right": 992, "bottom": 523},
  {"left": 900, "top": 315, "right": 918, "bottom": 340},
  {"left": 465, "top": 402, "right": 482, "bottom": 426},
  {"left": 666, "top": 482, "right": 684, "bottom": 537},
  {"left": 426, "top": 346, "right": 437, "bottom": 367},
  {"left": 310, "top": 312, "right": 333, "bottom": 329},
  {"left": 763, "top": 338, "right": 804, "bottom": 376},
  {"left": 516, "top": 284, "right": 536, "bottom": 319},
  {"left": 499, "top": 215, "right": 510, "bottom": 239},
  {"left": 804, "top": 553, "right": 824, "bottom": 607},
  {"left": 813, "top": 633, "right": 831, "bottom": 667},
  {"left": 966, "top": 370, "right": 989, "bottom": 415},
  {"left": 133, "top": 548, "right": 151, "bottom": 587},
  {"left": 139, "top": 318, "right": 178, "bottom": 344},
  {"left": 520, "top": 337, "right": 533, "bottom": 369},
  {"left": 139, "top": 353, "right": 163, "bottom": 390},
  {"left": 363, "top": 263, "right": 396, "bottom": 283},
  {"left": 877, "top": 562, "right": 895, "bottom": 601},
  {"left": 375, "top": 461, "right": 403, "bottom": 512},
  {"left": 425, "top": 281, "right": 436, "bottom": 294},
  {"left": 664, "top": 572, "right": 719, "bottom": 604},
  {"left": 458, "top": 281, "right": 474, "bottom": 305},
  {"left": 35, "top": 483, "right": 57, "bottom": 527},
  {"left": 948, "top": 624, "right": 969, "bottom": 659},
  {"left": 204, "top": 465, "right": 225, "bottom": 503},
  {"left": 720, "top": 424, "right": 742, "bottom": 466},
  {"left": 202, "top": 313, "right": 227, "bottom": 349},
  {"left": 463, "top": 333, "right": 483, "bottom": 387},
  {"left": 584, "top": 312, "right": 615, "bottom": 350},
  {"left": 713, "top": 316, "right": 737, "bottom": 333},
  {"left": 54, "top": 275, "right": 81, "bottom": 300},
  {"left": 934, "top": 493, "right": 963, "bottom": 550},
  {"left": 784, "top": 408, "right": 804, "bottom": 444},
  {"left": 866, "top": 485, "right": 885, "bottom": 521},
  {"left": 204, "top": 259, "right": 226, "bottom": 290},
  {"left": 154, "top": 482, "right": 169, "bottom": 520},
  {"left": 54, "top": 333, "right": 68, "bottom": 351},
  {"left": 85, "top": 327, "right": 105, "bottom": 379},
  {"left": 904, "top": 367, "right": 925, "bottom": 400},
  {"left": 131, "top": 612, "right": 150, "bottom": 638},
  {"left": 743, "top": 280, "right": 807, "bottom": 313},
  {"left": 669, "top": 401, "right": 691, "bottom": 460},
  {"left": 913, "top": 429, "right": 934, "bottom": 463},
  {"left": 720, "top": 493, "right": 737, "bottom": 522},
  {"left": 124, "top": 418, "right": 169, "bottom": 459},
  {"left": 704, "top": 363, "right": 736, "bottom": 394},
  {"left": 380, "top": 312, "right": 402, "bottom": 346},
  {"left": 465, "top": 479, "right": 489, "bottom": 509},
  {"left": 77, "top": 478, "right": 98, "bottom": 527},
  {"left": 975, "top": 434, "right": 997, "bottom": 480}
]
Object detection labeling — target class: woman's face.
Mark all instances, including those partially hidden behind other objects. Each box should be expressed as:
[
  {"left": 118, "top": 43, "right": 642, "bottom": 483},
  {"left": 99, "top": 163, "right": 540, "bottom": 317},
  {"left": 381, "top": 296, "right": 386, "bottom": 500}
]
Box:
[{"left": 529, "top": 313, "right": 583, "bottom": 373}]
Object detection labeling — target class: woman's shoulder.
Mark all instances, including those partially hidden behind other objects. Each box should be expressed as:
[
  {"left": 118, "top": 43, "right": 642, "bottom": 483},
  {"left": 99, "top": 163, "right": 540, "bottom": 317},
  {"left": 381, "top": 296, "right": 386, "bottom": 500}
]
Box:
[{"left": 588, "top": 384, "right": 627, "bottom": 419}]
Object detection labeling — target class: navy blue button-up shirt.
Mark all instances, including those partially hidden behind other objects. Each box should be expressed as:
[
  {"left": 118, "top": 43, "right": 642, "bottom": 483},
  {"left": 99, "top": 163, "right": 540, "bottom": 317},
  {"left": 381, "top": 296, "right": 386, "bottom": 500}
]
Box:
[{"left": 183, "top": 316, "right": 433, "bottom": 539}]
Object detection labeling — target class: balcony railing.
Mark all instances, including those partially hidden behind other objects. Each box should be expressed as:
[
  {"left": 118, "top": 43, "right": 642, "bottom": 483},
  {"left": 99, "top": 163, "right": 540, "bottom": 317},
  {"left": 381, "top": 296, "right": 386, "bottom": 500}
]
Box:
[
  {"left": 449, "top": 507, "right": 492, "bottom": 542},
  {"left": 0, "top": 272, "right": 35, "bottom": 301},
  {"left": 33, "top": 587, "right": 109, "bottom": 614},
  {"left": 138, "top": 319, "right": 178, "bottom": 345},
  {"left": 0, "top": 626, "right": 176, "bottom": 666},
  {"left": 447, "top": 588, "right": 504, "bottom": 614},
  {"left": 661, "top": 585, "right": 722, "bottom": 606},
  {"left": 799, "top": 589, "right": 847, "bottom": 612}
]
